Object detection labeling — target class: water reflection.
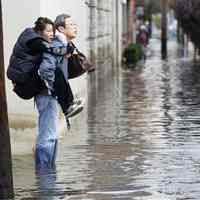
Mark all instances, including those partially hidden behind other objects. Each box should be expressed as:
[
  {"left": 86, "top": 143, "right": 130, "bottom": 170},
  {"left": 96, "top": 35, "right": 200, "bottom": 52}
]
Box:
[
  {"left": 35, "top": 168, "right": 57, "bottom": 200},
  {"left": 12, "top": 39, "right": 200, "bottom": 200}
]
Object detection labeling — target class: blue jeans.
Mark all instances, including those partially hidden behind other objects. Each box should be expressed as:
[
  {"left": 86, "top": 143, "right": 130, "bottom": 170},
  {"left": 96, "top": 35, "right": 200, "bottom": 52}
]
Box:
[{"left": 35, "top": 95, "right": 59, "bottom": 168}]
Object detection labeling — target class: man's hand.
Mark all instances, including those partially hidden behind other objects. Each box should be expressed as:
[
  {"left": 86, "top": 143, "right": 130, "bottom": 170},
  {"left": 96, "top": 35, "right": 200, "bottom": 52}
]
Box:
[{"left": 67, "top": 42, "right": 75, "bottom": 54}]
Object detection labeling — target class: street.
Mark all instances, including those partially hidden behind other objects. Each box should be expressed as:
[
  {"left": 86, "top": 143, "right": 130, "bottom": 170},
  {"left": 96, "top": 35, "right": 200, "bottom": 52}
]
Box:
[{"left": 12, "top": 38, "right": 200, "bottom": 200}]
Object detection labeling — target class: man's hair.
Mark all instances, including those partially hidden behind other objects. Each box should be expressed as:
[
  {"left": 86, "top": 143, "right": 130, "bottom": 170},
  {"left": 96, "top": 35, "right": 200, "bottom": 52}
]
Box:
[
  {"left": 34, "top": 17, "right": 54, "bottom": 32},
  {"left": 54, "top": 14, "right": 71, "bottom": 30}
]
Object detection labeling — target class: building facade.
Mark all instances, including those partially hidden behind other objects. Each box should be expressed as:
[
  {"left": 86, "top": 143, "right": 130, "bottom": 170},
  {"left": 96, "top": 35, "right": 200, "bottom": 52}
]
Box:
[{"left": 2, "top": 0, "right": 127, "bottom": 154}]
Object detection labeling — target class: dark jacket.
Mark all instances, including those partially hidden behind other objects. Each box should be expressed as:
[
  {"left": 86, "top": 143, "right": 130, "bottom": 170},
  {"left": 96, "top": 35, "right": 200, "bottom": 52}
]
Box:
[
  {"left": 38, "top": 35, "right": 69, "bottom": 92},
  {"left": 7, "top": 28, "right": 49, "bottom": 83}
]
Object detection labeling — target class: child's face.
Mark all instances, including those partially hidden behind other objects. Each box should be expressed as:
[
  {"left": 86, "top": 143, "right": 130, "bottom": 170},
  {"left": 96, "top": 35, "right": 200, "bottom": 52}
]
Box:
[{"left": 41, "top": 24, "right": 54, "bottom": 42}]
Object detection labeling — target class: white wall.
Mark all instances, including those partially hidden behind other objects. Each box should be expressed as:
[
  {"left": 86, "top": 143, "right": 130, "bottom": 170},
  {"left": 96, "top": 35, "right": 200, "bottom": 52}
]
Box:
[
  {"left": 1, "top": 0, "right": 126, "bottom": 155},
  {"left": 118, "top": 0, "right": 125, "bottom": 64},
  {"left": 39, "top": 0, "right": 89, "bottom": 54},
  {"left": 1, "top": 1, "right": 88, "bottom": 149},
  {"left": 2, "top": 0, "right": 41, "bottom": 117},
  {"left": 2, "top": 0, "right": 40, "bottom": 67},
  {"left": 39, "top": 0, "right": 89, "bottom": 96}
]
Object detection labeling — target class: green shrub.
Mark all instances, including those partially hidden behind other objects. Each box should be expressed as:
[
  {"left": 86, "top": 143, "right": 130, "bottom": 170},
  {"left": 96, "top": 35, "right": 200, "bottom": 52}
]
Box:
[
  {"left": 153, "top": 14, "right": 161, "bottom": 29},
  {"left": 122, "top": 43, "right": 143, "bottom": 65}
]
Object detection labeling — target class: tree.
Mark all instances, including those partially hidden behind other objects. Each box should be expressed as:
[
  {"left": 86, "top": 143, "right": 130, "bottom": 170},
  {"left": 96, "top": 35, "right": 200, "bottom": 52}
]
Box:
[{"left": 175, "top": 0, "right": 200, "bottom": 49}]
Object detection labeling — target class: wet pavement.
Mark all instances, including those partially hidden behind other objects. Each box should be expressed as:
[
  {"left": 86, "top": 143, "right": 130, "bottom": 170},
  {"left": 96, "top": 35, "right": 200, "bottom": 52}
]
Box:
[{"left": 12, "top": 39, "right": 200, "bottom": 200}]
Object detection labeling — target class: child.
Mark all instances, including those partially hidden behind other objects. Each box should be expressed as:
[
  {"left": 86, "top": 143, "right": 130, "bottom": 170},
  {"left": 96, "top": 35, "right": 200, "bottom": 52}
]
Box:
[{"left": 7, "top": 17, "right": 84, "bottom": 126}]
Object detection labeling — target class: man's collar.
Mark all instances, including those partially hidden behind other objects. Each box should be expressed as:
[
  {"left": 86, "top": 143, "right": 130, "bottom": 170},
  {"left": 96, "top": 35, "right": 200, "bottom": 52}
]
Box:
[{"left": 55, "top": 30, "right": 68, "bottom": 45}]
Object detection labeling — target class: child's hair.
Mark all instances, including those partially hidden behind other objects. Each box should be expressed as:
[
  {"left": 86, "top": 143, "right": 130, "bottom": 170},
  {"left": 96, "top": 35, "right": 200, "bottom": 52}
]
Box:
[{"left": 34, "top": 17, "right": 55, "bottom": 33}]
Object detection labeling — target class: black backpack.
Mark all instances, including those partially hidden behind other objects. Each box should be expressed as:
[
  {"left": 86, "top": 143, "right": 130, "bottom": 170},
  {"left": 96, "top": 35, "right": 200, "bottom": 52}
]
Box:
[
  {"left": 12, "top": 67, "right": 45, "bottom": 100},
  {"left": 7, "top": 53, "right": 46, "bottom": 100},
  {"left": 7, "top": 28, "right": 46, "bottom": 100}
]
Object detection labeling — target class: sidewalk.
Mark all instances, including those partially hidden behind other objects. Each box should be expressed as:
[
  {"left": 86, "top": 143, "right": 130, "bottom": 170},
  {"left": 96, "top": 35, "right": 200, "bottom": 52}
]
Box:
[{"left": 9, "top": 75, "right": 87, "bottom": 156}]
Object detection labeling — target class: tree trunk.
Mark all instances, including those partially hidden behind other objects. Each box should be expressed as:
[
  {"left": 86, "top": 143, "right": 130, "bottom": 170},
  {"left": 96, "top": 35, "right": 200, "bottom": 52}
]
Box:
[
  {"left": 161, "top": 0, "right": 168, "bottom": 59},
  {"left": 127, "top": 0, "right": 136, "bottom": 44},
  {"left": 0, "top": 0, "right": 14, "bottom": 198}
]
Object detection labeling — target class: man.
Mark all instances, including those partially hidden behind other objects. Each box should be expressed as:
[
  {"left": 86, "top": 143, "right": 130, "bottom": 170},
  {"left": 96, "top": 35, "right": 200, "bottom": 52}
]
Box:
[{"left": 35, "top": 14, "right": 84, "bottom": 168}]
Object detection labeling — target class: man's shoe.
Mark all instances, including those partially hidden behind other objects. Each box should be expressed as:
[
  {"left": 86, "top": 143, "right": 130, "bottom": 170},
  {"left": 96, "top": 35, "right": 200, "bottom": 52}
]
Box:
[{"left": 65, "top": 103, "right": 84, "bottom": 118}]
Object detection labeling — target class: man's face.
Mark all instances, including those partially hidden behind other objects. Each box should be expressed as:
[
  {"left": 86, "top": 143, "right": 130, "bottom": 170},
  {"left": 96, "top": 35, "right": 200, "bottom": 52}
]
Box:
[{"left": 63, "top": 17, "right": 77, "bottom": 40}]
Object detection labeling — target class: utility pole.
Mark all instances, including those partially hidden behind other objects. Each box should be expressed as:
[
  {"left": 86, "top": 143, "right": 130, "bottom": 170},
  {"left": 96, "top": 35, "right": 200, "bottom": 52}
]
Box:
[
  {"left": 161, "top": 0, "right": 168, "bottom": 59},
  {"left": 0, "top": 0, "right": 14, "bottom": 199},
  {"left": 127, "top": 0, "right": 136, "bottom": 44}
]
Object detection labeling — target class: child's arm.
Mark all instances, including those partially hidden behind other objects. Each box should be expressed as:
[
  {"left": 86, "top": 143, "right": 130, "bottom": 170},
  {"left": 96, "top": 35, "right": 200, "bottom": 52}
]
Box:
[
  {"left": 26, "top": 38, "right": 50, "bottom": 54},
  {"left": 38, "top": 52, "right": 57, "bottom": 93},
  {"left": 27, "top": 38, "right": 75, "bottom": 56}
]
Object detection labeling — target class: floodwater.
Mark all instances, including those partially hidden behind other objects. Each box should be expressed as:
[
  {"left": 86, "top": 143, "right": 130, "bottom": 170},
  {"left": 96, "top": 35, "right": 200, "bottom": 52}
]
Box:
[{"left": 12, "top": 39, "right": 200, "bottom": 200}]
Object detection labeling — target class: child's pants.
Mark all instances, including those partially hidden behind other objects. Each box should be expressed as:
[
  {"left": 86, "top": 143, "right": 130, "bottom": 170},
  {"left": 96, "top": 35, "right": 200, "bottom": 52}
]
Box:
[{"left": 54, "top": 67, "right": 74, "bottom": 114}]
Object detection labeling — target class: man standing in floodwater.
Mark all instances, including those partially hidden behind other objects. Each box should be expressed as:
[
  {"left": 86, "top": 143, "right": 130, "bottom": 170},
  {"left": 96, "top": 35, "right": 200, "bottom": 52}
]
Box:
[{"left": 35, "top": 14, "right": 82, "bottom": 169}]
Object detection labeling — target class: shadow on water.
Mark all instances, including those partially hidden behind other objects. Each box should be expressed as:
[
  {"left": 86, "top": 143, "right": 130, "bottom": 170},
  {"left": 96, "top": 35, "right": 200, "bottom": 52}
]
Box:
[{"left": 12, "top": 39, "right": 200, "bottom": 199}]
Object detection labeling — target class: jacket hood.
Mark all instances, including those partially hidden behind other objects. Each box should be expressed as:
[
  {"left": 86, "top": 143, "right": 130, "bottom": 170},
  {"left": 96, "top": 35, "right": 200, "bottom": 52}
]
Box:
[{"left": 18, "top": 28, "right": 43, "bottom": 46}]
